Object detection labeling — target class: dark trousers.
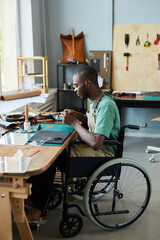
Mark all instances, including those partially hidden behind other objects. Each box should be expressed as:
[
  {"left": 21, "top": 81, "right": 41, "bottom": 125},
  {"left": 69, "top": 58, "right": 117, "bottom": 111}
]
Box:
[{"left": 27, "top": 149, "right": 67, "bottom": 211}]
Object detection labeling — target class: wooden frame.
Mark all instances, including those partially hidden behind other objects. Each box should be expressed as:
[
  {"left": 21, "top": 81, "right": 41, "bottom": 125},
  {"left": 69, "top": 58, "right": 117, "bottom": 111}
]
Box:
[{"left": 17, "top": 57, "right": 48, "bottom": 94}]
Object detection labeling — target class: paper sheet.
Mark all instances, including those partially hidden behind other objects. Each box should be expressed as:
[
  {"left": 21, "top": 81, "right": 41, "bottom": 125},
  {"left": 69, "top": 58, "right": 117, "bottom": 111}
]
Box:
[{"left": 0, "top": 149, "right": 31, "bottom": 173}]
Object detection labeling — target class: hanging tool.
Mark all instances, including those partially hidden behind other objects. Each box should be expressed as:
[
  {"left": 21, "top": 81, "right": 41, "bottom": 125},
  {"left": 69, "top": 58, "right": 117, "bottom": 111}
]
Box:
[
  {"left": 123, "top": 53, "right": 130, "bottom": 71},
  {"left": 158, "top": 54, "right": 160, "bottom": 70},
  {"left": 136, "top": 35, "right": 140, "bottom": 45},
  {"left": 144, "top": 33, "right": 151, "bottom": 47},
  {"left": 125, "top": 34, "right": 129, "bottom": 47},
  {"left": 154, "top": 34, "right": 160, "bottom": 45}
]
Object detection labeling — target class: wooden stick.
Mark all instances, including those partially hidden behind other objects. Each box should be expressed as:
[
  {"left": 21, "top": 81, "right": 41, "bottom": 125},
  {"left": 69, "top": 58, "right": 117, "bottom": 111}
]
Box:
[{"left": 25, "top": 105, "right": 29, "bottom": 123}]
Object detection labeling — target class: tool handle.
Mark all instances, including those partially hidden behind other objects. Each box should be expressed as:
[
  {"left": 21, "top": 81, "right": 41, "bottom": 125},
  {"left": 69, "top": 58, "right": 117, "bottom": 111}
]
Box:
[
  {"left": 126, "top": 57, "right": 128, "bottom": 71},
  {"left": 25, "top": 105, "right": 29, "bottom": 123},
  {"left": 154, "top": 34, "right": 160, "bottom": 45}
]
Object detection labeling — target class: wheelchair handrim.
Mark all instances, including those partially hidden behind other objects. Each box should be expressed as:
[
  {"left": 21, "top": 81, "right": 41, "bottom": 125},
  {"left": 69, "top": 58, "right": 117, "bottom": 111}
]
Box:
[{"left": 83, "top": 158, "right": 151, "bottom": 230}]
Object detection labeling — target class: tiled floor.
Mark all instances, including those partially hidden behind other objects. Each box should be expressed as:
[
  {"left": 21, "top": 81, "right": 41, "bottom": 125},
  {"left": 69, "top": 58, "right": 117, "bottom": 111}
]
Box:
[{"left": 13, "top": 136, "right": 160, "bottom": 240}]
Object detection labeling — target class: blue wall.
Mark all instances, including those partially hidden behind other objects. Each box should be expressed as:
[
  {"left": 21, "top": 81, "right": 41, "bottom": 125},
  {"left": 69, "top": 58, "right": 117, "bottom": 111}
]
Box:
[
  {"left": 45, "top": 0, "right": 113, "bottom": 88},
  {"left": 38, "top": 0, "right": 160, "bottom": 135},
  {"left": 114, "top": 0, "right": 160, "bottom": 24}
]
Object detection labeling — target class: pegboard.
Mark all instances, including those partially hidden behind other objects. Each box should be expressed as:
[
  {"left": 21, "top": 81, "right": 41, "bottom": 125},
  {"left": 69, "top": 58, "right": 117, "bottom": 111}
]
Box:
[
  {"left": 89, "top": 50, "right": 112, "bottom": 92},
  {"left": 112, "top": 24, "right": 160, "bottom": 91}
]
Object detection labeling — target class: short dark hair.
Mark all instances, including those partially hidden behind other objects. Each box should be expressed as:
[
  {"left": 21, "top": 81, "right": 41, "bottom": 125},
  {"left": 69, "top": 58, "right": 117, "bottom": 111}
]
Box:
[{"left": 74, "top": 66, "right": 98, "bottom": 86}]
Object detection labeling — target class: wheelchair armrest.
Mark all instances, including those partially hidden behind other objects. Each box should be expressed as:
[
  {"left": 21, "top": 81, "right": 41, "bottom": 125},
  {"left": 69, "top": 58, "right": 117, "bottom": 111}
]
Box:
[
  {"left": 103, "top": 139, "right": 120, "bottom": 145},
  {"left": 72, "top": 138, "right": 120, "bottom": 145},
  {"left": 70, "top": 125, "right": 139, "bottom": 147},
  {"left": 123, "top": 124, "right": 140, "bottom": 130}
]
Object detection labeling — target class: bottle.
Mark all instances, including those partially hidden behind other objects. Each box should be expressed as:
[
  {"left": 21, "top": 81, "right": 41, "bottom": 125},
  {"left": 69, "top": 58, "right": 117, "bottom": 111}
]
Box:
[{"left": 22, "top": 62, "right": 28, "bottom": 75}]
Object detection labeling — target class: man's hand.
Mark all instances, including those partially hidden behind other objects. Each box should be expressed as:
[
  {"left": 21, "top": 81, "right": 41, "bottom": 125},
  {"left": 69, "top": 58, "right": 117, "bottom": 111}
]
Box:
[
  {"left": 63, "top": 109, "right": 85, "bottom": 121},
  {"left": 60, "top": 109, "right": 77, "bottom": 126},
  {"left": 60, "top": 109, "right": 105, "bottom": 151}
]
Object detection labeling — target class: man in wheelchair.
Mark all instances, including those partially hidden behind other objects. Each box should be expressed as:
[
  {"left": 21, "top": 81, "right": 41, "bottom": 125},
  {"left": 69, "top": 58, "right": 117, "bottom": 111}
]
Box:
[
  {"left": 26, "top": 66, "right": 120, "bottom": 224},
  {"left": 26, "top": 66, "right": 151, "bottom": 238},
  {"left": 60, "top": 66, "right": 120, "bottom": 158}
]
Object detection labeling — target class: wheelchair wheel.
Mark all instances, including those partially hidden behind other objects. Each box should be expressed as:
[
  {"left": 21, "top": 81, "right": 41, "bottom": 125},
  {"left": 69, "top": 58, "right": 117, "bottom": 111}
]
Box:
[
  {"left": 47, "top": 187, "right": 62, "bottom": 209},
  {"left": 84, "top": 158, "right": 151, "bottom": 230},
  {"left": 59, "top": 213, "right": 83, "bottom": 238}
]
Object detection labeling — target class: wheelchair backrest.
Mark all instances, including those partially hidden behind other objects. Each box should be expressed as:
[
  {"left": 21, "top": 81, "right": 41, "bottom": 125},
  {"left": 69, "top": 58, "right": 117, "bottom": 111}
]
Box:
[{"left": 116, "top": 125, "right": 140, "bottom": 158}]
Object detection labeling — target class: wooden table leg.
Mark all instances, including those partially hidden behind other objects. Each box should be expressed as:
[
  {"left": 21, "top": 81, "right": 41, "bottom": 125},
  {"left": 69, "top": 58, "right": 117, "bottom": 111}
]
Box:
[
  {"left": 0, "top": 177, "right": 33, "bottom": 240},
  {"left": 11, "top": 198, "right": 33, "bottom": 240},
  {"left": 0, "top": 190, "right": 13, "bottom": 240},
  {"left": 11, "top": 177, "right": 33, "bottom": 240}
]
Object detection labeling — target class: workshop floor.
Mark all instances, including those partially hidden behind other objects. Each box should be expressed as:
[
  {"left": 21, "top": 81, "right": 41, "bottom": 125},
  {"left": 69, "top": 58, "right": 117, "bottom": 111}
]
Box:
[{"left": 13, "top": 136, "right": 160, "bottom": 240}]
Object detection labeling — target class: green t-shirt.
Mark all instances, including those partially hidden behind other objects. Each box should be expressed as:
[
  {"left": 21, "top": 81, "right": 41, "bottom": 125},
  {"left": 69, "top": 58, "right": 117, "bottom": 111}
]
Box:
[{"left": 89, "top": 94, "right": 120, "bottom": 154}]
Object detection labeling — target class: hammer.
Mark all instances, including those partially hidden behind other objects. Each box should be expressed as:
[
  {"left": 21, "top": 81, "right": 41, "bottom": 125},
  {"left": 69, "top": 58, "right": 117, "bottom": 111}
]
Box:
[{"left": 123, "top": 53, "right": 130, "bottom": 71}]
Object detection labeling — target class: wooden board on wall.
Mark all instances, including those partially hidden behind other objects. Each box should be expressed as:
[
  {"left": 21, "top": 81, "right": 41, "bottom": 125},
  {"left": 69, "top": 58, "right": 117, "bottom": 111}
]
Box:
[
  {"left": 112, "top": 24, "right": 160, "bottom": 91},
  {"left": 89, "top": 50, "right": 112, "bottom": 92}
]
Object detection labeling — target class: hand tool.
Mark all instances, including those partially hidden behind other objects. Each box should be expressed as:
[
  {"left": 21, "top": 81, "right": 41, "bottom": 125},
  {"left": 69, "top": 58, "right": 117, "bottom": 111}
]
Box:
[
  {"left": 24, "top": 105, "right": 31, "bottom": 130},
  {"left": 67, "top": 59, "right": 79, "bottom": 64},
  {"left": 125, "top": 34, "right": 129, "bottom": 47},
  {"left": 123, "top": 53, "right": 130, "bottom": 71},
  {"left": 144, "top": 33, "right": 151, "bottom": 47},
  {"left": 154, "top": 34, "right": 160, "bottom": 45},
  {"left": 2, "top": 130, "right": 13, "bottom": 136},
  {"left": 136, "top": 35, "right": 140, "bottom": 45}
]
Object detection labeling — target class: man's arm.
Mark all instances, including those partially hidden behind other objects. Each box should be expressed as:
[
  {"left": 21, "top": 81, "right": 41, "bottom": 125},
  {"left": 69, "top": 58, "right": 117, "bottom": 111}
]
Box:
[{"left": 61, "top": 110, "right": 105, "bottom": 150}]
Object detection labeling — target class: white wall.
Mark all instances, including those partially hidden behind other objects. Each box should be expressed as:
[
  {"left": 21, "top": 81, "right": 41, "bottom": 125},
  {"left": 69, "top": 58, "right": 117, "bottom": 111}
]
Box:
[{"left": 19, "top": 0, "right": 34, "bottom": 57}]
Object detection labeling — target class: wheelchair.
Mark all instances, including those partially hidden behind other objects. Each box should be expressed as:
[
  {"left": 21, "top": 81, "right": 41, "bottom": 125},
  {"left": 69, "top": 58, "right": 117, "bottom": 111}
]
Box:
[{"left": 48, "top": 124, "right": 151, "bottom": 238}]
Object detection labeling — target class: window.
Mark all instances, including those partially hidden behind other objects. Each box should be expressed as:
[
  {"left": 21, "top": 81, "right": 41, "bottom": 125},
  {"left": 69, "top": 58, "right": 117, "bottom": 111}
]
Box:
[{"left": 0, "top": 0, "right": 17, "bottom": 93}]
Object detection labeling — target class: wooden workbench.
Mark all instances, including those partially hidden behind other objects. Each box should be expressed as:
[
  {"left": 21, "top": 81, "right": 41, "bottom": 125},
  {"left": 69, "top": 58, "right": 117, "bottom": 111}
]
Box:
[{"left": 0, "top": 129, "right": 75, "bottom": 240}]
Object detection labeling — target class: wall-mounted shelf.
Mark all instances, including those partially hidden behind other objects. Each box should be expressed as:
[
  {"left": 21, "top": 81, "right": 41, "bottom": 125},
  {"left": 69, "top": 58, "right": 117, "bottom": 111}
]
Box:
[{"left": 17, "top": 57, "right": 48, "bottom": 93}]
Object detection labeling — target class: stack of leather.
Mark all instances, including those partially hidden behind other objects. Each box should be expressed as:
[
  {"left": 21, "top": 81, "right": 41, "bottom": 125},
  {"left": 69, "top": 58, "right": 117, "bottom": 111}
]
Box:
[{"left": 112, "top": 92, "right": 136, "bottom": 98}]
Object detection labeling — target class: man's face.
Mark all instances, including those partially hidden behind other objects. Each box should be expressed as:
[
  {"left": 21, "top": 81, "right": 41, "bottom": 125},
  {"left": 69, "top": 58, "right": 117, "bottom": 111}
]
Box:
[{"left": 73, "top": 74, "right": 89, "bottom": 99}]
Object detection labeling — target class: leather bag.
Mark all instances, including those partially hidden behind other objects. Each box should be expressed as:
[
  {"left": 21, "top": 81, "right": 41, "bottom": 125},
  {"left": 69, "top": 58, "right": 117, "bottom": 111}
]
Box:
[{"left": 58, "top": 30, "right": 86, "bottom": 64}]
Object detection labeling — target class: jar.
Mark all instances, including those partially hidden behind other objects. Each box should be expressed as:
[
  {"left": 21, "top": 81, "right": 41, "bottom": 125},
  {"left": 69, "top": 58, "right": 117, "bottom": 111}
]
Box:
[{"left": 22, "top": 62, "right": 28, "bottom": 75}]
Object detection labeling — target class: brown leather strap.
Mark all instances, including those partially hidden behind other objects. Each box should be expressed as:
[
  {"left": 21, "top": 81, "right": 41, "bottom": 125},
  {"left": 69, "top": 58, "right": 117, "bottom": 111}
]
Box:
[
  {"left": 6, "top": 114, "right": 55, "bottom": 123},
  {"left": 72, "top": 34, "right": 75, "bottom": 57},
  {"left": 93, "top": 91, "right": 105, "bottom": 110},
  {"left": 57, "top": 58, "right": 63, "bottom": 64}
]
